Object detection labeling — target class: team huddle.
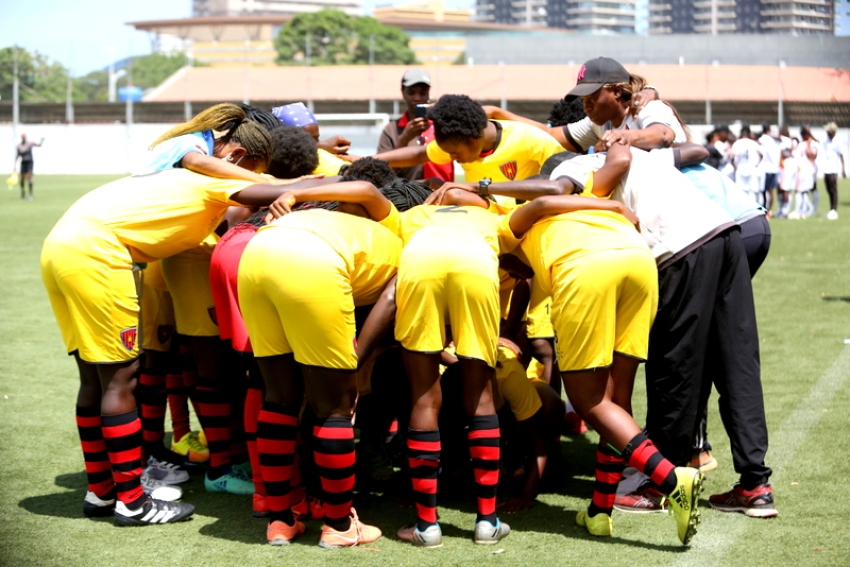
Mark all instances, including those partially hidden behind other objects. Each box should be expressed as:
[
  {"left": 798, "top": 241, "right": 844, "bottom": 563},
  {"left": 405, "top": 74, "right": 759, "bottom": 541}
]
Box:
[{"left": 41, "top": 56, "right": 777, "bottom": 549}]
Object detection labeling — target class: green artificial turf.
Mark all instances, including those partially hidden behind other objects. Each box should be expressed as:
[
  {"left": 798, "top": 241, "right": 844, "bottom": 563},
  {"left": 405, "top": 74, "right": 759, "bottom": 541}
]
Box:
[{"left": 2, "top": 175, "right": 850, "bottom": 567}]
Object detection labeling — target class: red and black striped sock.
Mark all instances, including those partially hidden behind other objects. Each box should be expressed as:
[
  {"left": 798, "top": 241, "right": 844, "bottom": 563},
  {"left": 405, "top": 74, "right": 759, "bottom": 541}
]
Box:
[
  {"left": 623, "top": 432, "right": 677, "bottom": 494},
  {"left": 101, "top": 410, "right": 145, "bottom": 509},
  {"left": 228, "top": 378, "right": 249, "bottom": 465},
  {"left": 588, "top": 444, "right": 625, "bottom": 517},
  {"left": 468, "top": 414, "right": 500, "bottom": 525},
  {"left": 313, "top": 416, "right": 356, "bottom": 531},
  {"left": 76, "top": 406, "right": 114, "bottom": 499},
  {"left": 138, "top": 369, "right": 166, "bottom": 461},
  {"left": 244, "top": 373, "right": 265, "bottom": 496},
  {"left": 407, "top": 428, "right": 440, "bottom": 530},
  {"left": 166, "top": 371, "right": 191, "bottom": 442},
  {"left": 194, "top": 376, "right": 232, "bottom": 475},
  {"left": 257, "top": 402, "right": 298, "bottom": 525}
]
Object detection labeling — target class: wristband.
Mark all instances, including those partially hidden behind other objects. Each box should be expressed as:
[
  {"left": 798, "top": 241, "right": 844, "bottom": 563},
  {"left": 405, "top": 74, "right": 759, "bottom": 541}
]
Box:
[{"left": 478, "top": 178, "right": 492, "bottom": 197}]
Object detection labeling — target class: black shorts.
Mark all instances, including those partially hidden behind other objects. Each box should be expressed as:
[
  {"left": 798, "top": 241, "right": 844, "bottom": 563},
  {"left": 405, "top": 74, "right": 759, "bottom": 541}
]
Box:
[{"left": 20, "top": 161, "right": 33, "bottom": 175}]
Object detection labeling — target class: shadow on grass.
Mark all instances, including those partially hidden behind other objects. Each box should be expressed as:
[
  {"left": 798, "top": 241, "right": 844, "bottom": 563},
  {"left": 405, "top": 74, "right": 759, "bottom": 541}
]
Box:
[
  {"left": 821, "top": 296, "right": 850, "bottom": 302},
  {"left": 18, "top": 471, "right": 96, "bottom": 520}
]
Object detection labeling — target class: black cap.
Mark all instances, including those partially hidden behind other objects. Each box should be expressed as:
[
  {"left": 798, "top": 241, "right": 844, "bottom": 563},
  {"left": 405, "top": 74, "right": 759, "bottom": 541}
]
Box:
[{"left": 566, "top": 57, "right": 630, "bottom": 101}]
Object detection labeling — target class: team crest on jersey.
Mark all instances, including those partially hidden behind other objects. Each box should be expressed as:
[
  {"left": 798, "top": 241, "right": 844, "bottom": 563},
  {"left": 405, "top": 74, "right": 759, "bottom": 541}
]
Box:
[
  {"left": 207, "top": 306, "right": 218, "bottom": 326},
  {"left": 500, "top": 161, "right": 518, "bottom": 180},
  {"left": 119, "top": 327, "right": 137, "bottom": 351},
  {"left": 157, "top": 324, "right": 174, "bottom": 345},
  {"left": 577, "top": 65, "right": 587, "bottom": 81}
]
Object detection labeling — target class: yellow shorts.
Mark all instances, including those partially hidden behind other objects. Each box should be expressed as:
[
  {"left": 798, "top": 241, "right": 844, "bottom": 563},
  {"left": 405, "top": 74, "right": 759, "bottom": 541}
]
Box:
[
  {"left": 526, "top": 277, "right": 554, "bottom": 339},
  {"left": 395, "top": 228, "right": 499, "bottom": 367},
  {"left": 494, "top": 347, "right": 542, "bottom": 422},
  {"left": 140, "top": 261, "right": 175, "bottom": 352},
  {"left": 238, "top": 228, "right": 357, "bottom": 369},
  {"left": 552, "top": 248, "right": 658, "bottom": 372},
  {"left": 41, "top": 224, "right": 139, "bottom": 363},
  {"left": 160, "top": 237, "right": 218, "bottom": 338}
]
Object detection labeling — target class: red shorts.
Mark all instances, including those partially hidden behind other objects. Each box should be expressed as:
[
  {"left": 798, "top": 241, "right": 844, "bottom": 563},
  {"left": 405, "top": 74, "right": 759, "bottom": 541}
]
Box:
[{"left": 209, "top": 223, "right": 258, "bottom": 353}]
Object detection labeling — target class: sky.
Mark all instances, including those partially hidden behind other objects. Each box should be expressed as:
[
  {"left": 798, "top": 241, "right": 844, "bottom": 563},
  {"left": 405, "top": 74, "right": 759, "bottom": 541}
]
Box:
[{"left": 2, "top": 0, "right": 475, "bottom": 77}]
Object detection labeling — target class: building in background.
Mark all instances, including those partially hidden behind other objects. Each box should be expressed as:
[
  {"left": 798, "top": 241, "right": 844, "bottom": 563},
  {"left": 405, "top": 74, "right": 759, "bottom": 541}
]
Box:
[
  {"left": 477, "top": 0, "right": 637, "bottom": 32},
  {"left": 836, "top": 0, "right": 850, "bottom": 36},
  {"left": 649, "top": 0, "right": 835, "bottom": 35},
  {"left": 192, "top": 0, "right": 363, "bottom": 17}
]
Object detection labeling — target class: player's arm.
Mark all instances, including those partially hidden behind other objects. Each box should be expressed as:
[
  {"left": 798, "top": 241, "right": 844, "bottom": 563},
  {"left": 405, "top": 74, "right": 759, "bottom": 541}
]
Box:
[
  {"left": 507, "top": 194, "right": 638, "bottom": 239},
  {"left": 481, "top": 106, "right": 576, "bottom": 150},
  {"left": 372, "top": 145, "right": 429, "bottom": 167},
  {"left": 266, "top": 181, "right": 392, "bottom": 221},
  {"left": 355, "top": 276, "right": 397, "bottom": 366},
  {"left": 589, "top": 142, "right": 631, "bottom": 198},
  {"left": 181, "top": 152, "right": 273, "bottom": 184},
  {"left": 425, "top": 178, "right": 575, "bottom": 206},
  {"left": 601, "top": 123, "right": 675, "bottom": 150},
  {"left": 228, "top": 176, "right": 340, "bottom": 207}
]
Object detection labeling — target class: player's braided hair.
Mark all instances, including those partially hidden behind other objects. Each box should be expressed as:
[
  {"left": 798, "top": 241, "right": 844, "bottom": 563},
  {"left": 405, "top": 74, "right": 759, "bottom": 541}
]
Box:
[
  {"left": 150, "top": 103, "right": 246, "bottom": 148},
  {"left": 379, "top": 178, "right": 431, "bottom": 212},
  {"left": 229, "top": 122, "right": 274, "bottom": 172},
  {"left": 239, "top": 103, "right": 285, "bottom": 133},
  {"left": 429, "top": 94, "right": 488, "bottom": 143},
  {"left": 338, "top": 157, "right": 396, "bottom": 188},
  {"left": 266, "top": 126, "right": 319, "bottom": 179}
]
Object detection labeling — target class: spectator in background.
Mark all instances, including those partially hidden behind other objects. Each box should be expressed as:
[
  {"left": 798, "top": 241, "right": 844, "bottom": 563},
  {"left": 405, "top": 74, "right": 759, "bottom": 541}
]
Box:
[
  {"left": 730, "top": 125, "right": 764, "bottom": 207},
  {"left": 775, "top": 126, "right": 797, "bottom": 218},
  {"left": 271, "top": 102, "right": 351, "bottom": 176},
  {"left": 789, "top": 126, "right": 819, "bottom": 219},
  {"left": 758, "top": 122, "right": 782, "bottom": 216},
  {"left": 818, "top": 122, "right": 846, "bottom": 220},
  {"left": 15, "top": 133, "right": 44, "bottom": 200},
  {"left": 375, "top": 69, "right": 454, "bottom": 183}
]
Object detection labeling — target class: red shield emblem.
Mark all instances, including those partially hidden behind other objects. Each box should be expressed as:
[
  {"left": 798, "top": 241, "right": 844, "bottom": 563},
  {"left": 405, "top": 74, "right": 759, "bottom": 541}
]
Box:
[
  {"left": 119, "top": 327, "right": 137, "bottom": 351},
  {"left": 499, "top": 161, "right": 518, "bottom": 180},
  {"left": 157, "top": 324, "right": 174, "bottom": 345},
  {"left": 207, "top": 306, "right": 218, "bottom": 326}
]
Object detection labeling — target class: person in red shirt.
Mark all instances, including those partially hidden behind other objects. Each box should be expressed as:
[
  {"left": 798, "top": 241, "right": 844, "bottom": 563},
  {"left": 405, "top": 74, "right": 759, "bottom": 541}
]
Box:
[{"left": 375, "top": 69, "right": 454, "bottom": 184}]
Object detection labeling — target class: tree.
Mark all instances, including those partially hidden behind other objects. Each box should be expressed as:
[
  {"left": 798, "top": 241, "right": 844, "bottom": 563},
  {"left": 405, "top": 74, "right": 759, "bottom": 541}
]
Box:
[
  {"left": 275, "top": 9, "right": 416, "bottom": 66},
  {"left": 0, "top": 46, "right": 70, "bottom": 103},
  {"left": 129, "top": 52, "right": 192, "bottom": 90}
]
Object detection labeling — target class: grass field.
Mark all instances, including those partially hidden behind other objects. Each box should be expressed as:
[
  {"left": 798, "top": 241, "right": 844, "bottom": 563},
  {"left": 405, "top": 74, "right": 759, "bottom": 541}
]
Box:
[{"left": 2, "top": 175, "right": 850, "bottom": 567}]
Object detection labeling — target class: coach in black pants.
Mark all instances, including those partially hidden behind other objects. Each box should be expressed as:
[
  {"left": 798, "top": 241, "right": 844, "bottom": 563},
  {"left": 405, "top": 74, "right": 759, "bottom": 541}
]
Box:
[{"left": 646, "top": 227, "right": 773, "bottom": 490}]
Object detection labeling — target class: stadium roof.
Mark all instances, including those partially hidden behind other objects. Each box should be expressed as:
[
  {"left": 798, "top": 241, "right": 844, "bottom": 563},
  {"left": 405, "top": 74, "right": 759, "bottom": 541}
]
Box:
[{"left": 144, "top": 64, "right": 850, "bottom": 103}]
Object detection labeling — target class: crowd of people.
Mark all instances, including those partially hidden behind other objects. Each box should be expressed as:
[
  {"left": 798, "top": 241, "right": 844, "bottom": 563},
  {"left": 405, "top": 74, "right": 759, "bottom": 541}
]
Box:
[{"left": 44, "top": 56, "right": 830, "bottom": 550}]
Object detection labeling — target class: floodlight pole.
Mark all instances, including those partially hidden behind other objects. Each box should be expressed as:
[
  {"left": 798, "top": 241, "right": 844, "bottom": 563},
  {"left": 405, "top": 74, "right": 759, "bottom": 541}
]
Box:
[{"left": 12, "top": 47, "right": 19, "bottom": 145}]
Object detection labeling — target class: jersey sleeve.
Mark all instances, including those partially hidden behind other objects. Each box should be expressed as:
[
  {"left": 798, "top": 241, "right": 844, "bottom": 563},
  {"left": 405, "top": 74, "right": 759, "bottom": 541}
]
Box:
[
  {"left": 203, "top": 177, "right": 257, "bottom": 206},
  {"left": 425, "top": 141, "right": 453, "bottom": 165},
  {"left": 565, "top": 117, "right": 600, "bottom": 153},
  {"left": 497, "top": 210, "right": 523, "bottom": 254},
  {"left": 637, "top": 101, "right": 687, "bottom": 142},
  {"left": 145, "top": 133, "right": 212, "bottom": 172},
  {"left": 377, "top": 202, "right": 402, "bottom": 237},
  {"left": 529, "top": 127, "right": 568, "bottom": 167},
  {"left": 314, "top": 149, "right": 347, "bottom": 176}
]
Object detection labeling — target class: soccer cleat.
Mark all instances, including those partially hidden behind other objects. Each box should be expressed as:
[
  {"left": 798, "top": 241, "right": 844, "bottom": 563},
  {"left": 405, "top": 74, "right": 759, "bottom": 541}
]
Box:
[
  {"left": 667, "top": 467, "right": 704, "bottom": 545},
  {"left": 473, "top": 518, "right": 511, "bottom": 545},
  {"left": 562, "top": 410, "right": 589, "bottom": 435},
  {"left": 252, "top": 493, "right": 269, "bottom": 518},
  {"left": 195, "top": 430, "right": 208, "bottom": 447},
  {"left": 145, "top": 457, "right": 190, "bottom": 484},
  {"left": 397, "top": 523, "right": 443, "bottom": 548},
  {"left": 140, "top": 475, "right": 183, "bottom": 502},
  {"left": 292, "top": 495, "right": 325, "bottom": 521},
  {"left": 576, "top": 510, "right": 613, "bottom": 537},
  {"left": 83, "top": 491, "right": 116, "bottom": 518},
  {"left": 267, "top": 519, "right": 306, "bottom": 546},
  {"left": 688, "top": 449, "right": 718, "bottom": 473},
  {"left": 232, "top": 460, "right": 252, "bottom": 478},
  {"left": 171, "top": 432, "right": 210, "bottom": 463},
  {"left": 827, "top": 209, "right": 839, "bottom": 220},
  {"left": 204, "top": 468, "right": 255, "bottom": 495},
  {"left": 614, "top": 483, "right": 667, "bottom": 514},
  {"left": 318, "top": 508, "right": 382, "bottom": 548},
  {"left": 114, "top": 498, "right": 194, "bottom": 526},
  {"left": 709, "top": 484, "right": 778, "bottom": 518}
]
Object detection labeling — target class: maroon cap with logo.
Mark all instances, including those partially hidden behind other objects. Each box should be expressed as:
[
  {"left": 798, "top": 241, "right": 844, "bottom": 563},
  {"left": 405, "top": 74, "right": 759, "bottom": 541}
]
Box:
[{"left": 566, "top": 57, "right": 630, "bottom": 100}]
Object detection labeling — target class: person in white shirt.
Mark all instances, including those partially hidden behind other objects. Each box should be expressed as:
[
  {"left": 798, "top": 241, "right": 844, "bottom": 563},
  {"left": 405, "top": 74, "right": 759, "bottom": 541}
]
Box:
[
  {"left": 818, "top": 122, "right": 846, "bottom": 220},
  {"left": 758, "top": 123, "right": 782, "bottom": 215},
  {"left": 790, "top": 126, "right": 819, "bottom": 219},
  {"left": 776, "top": 127, "right": 797, "bottom": 218},
  {"left": 730, "top": 126, "right": 764, "bottom": 207}
]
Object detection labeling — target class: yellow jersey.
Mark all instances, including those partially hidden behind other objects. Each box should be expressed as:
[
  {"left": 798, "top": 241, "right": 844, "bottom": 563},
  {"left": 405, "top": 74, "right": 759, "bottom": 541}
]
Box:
[
  {"left": 50, "top": 169, "right": 253, "bottom": 263},
  {"left": 425, "top": 120, "right": 564, "bottom": 184},
  {"left": 314, "top": 148, "right": 348, "bottom": 177},
  {"left": 263, "top": 207, "right": 402, "bottom": 306}
]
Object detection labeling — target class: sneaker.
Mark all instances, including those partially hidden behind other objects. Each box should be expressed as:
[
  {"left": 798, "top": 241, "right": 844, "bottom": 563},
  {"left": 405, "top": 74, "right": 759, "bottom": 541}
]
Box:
[
  {"left": 709, "top": 484, "right": 778, "bottom": 518},
  {"left": 828, "top": 209, "right": 839, "bottom": 220},
  {"left": 318, "top": 508, "right": 382, "bottom": 548},
  {"left": 114, "top": 498, "right": 194, "bottom": 526},
  {"left": 576, "top": 510, "right": 612, "bottom": 537},
  {"left": 253, "top": 493, "right": 269, "bottom": 518},
  {"left": 397, "top": 523, "right": 443, "bottom": 548},
  {"left": 562, "top": 411, "right": 588, "bottom": 435},
  {"left": 688, "top": 449, "right": 718, "bottom": 473},
  {"left": 473, "top": 518, "right": 510, "bottom": 545},
  {"left": 667, "top": 467, "right": 704, "bottom": 545},
  {"left": 267, "top": 519, "right": 306, "bottom": 546},
  {"left": 171, "top": 432, "right": 210, "bottom": 463},
  {"left": 145, "top": 457, "right": 190, "bottom": 484},
  {"left": 195, "top": 430, "right": 208, "bottom": 448},
  {"left": 83, "top": 491, "right": 115, "bottom": 518},
  {"left": 292, "top": 495, "right": 325, "bottom": 521},
  {"left": 205, "top": 468, "right": 255, "bottom": 495},
  {"left": 614, "top": 483, "right": 667, "bottom": 514},
  {"left": 140, "top": 475, "right": 183, "bottom": 501},
  {"left": 232, "top": 460, "right": 252, "bottom": 478}
]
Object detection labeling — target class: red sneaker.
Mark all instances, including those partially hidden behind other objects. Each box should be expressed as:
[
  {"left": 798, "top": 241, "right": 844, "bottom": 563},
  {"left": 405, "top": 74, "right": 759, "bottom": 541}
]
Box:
[
  {"left": 709, "top": 484, "right": 778, "bottom": 518},
  {"left": 562, "top": 411, "right": 588, "bottom": 435},
  {"left": 614, "top": 484, "right": 667, "bottom": 514}
]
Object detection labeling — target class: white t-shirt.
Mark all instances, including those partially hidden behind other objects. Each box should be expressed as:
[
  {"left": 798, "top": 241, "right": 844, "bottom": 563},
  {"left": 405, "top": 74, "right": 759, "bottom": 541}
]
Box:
[
  {"left": 566, "top": 100, "right": 688, "bottom": 152},
  {"left": 730, "top": 138, "right": 763, "bottom": 177},
  {"left": 549, "top": 148, "right": 733, "bottom": 267},
  {"left": 758, "top": 134, "right": 782, "bottom": 175},
  {"left": 818, "top": 137, "right": 844, "bottom": 175},
  {"left": 794, "top": 140, "right": 818, "bottom": 191}
]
